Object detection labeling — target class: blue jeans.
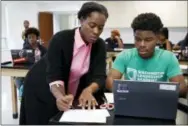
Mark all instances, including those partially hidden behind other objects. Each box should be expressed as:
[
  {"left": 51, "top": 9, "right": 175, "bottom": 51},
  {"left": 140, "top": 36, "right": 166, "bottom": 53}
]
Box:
[{"left": 14, "top": 77, "right": 24, "bottom": 97}]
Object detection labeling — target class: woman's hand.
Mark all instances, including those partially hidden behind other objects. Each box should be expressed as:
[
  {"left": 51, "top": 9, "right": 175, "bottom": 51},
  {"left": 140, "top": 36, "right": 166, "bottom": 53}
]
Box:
[
  {"left": 56, "top": 94, "right": 74, "bottom": 111},
  {"left": 78, "top": 87, "right": 98, "bottom": 109},
  {"left": 114, "top": 36, "right": 124, "bottom": 48},
  {"left": 114, "top": 36, "right": 120, "bottom": 41}
]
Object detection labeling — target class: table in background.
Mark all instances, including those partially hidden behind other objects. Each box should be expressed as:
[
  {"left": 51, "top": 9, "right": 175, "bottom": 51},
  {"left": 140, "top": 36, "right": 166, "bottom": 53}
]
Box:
[
  {"left": 1, "top": 61, "right": 32, "bottom": 119},
  {"left": 106, "top": 49, "right": 122, "bottom": 69}
]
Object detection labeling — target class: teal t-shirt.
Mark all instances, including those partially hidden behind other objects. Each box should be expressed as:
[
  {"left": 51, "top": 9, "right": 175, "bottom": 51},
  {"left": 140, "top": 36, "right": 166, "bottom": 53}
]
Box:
[{"left": 112, "top": 48, "right": 182, "bottom": 82}]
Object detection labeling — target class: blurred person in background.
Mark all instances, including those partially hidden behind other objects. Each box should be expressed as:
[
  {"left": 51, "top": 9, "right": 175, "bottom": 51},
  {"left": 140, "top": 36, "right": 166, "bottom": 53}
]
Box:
[
  {"left": 157, "top": 27, "right": 173, "bottom": 51},
  {"left": 173, "top": 33, "right": 188, "bottom": 50},
  {"left": 105, "top": 29, "right": 124, "bottom": 50},
  {"left": 16, "top": 27, "right": 47, "bottom": 100},
  {"left": 19, "top": 2, "right": 110, "bottom": 125},
  {"left": 22, "top": 20, "right": 30, "bottom": 41}
]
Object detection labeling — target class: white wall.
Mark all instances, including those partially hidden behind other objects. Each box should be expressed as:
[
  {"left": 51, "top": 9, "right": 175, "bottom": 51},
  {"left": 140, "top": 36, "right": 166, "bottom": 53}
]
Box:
[
  {"left": 1, "top": 1, "right": 87, "bottom": 62},
  {"left": 98, "top": 1, "right": 136, "bottom": 28},
  {"left": 133, "top": 1, "right": 188, "bottom": 27},
  {"left": 1, "top": 2, "right": 7, "bottom": 38},
  {"left": 59, "top": 14, "right": 70, "bottom": 30},
  {"left": 68, "top": 14, "right": 80, "bottom": 29},
  {"left": 98, "top": 1, "right": 188, "bottom": 44},
  {"left": 53, "top": 13, "right": 80, "bottom": 34},
  {"left": 2, "top": 1, "right": 39, "bottom": 49},
  {"left": 1, "top": 1, "right": 86, "bottom": 50},
  {"left": 53, "top": 13, "right": 73, "bottom": 34},
  {"left": 39, "top": 1, "right": 86, "bottom": 12},
  {"left": 53, "top": 13, "right": 61, "bottom": 34},
  {"left": 1, "top": 2, "right": 8, "bottom": 50},
  {"left": 98, "top": 1, "right": 188, "bottom": 28},
  {"left": 2, "top": 1, "right": 187, "bottom": 51}
]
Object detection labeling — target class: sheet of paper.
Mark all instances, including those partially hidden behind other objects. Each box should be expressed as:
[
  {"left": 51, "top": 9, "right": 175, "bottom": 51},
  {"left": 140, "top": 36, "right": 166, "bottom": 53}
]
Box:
[
  {"left": 114, "top": 48, "right": 124, "bottom": 51},
  {"left": 59, "top": 109, "right": 110, "bottom": 123},
  {"left": 180, "top": 65, "right": 188, "bottom": 69},
  {"left": 105, "top": 93, "right": 114, "bottom": 103}
]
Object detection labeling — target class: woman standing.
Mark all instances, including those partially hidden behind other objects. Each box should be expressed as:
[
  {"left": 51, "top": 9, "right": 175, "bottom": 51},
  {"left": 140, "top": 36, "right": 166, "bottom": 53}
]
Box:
[{"left": 47, "top": 2, "right": 108, "bottom": 113}]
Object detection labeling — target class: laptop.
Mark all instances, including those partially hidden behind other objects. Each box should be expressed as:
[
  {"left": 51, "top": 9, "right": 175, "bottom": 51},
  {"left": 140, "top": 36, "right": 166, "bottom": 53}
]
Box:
[
  {"left": 11, "top": 49, "right": 35, "bottom": 64},
  {"left": 113, "top": 80, "right": 179, "bottom": 120}
]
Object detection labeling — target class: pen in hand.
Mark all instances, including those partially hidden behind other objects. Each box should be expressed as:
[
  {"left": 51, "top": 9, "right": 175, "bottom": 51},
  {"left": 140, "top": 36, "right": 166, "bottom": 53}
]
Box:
[
  {"left": 70, "top": 105, "right": 75, "bottom": 109},
  {"left": 69, "top": 100, "right": 74, "bottom": 109}
]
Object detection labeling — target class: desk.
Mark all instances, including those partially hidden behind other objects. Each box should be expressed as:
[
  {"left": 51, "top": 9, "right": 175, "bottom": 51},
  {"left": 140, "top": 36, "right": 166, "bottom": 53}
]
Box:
[
  {"left": 179, "top": 60, "right": 188, "bottom": 65},
  {"left": 107, "top": 50, "right": 121, "bottom": 58},
  {"left": 49, "top": 108, "right": 187, "bottom": 125},
  {"left": 1, "top": 62, "right": 32, "bottom": 119},
  {"left": 178, "top": 98, "right": 188, "bottom": 113},
  {"left": 49, "top": 92, "right": 188, "bottom": 125},
  {"left": 106, "top": 50, "right": 122, "bottom": 70}
]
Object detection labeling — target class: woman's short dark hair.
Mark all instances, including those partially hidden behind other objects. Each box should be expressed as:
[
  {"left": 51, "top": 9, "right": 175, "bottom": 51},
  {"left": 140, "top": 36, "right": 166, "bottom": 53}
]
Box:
[
  {"left": 25, "top": 27, "right": 40, "bottom": 38},
  {"left": 77, "top": 2, "right": 108, "bottom": 20},
  {"left": 131, "top": 12, "right": 163, "bottom": 34},
  {"left": 159, "top": 27, "right": 169, "bottom": 39}
]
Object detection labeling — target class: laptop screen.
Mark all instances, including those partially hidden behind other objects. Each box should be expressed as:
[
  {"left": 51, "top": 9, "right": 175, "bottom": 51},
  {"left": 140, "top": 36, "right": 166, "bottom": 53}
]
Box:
[{"left": 11, "top": 49, "right": 35, "bottom": 64}]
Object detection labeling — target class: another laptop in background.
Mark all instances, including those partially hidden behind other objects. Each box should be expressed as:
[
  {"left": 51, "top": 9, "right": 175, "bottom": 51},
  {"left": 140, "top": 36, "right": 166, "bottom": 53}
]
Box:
[
  {"left": 113, "top": 80, "right": 179, "bottom": 120},
  {"left": 11, "top": 49, "right": 35, "bottom": 64}
]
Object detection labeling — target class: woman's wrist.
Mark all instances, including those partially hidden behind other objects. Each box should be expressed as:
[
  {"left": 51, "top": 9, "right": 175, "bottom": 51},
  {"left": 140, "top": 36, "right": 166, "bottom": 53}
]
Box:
[
  {"left": 51, "top": 84, "right": 65, "bottom": 99},
  {"left": 86, "top": 82, "right": 99, "bottom": 94}
]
